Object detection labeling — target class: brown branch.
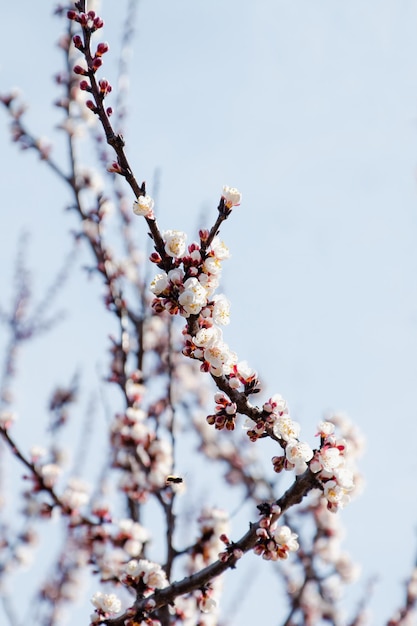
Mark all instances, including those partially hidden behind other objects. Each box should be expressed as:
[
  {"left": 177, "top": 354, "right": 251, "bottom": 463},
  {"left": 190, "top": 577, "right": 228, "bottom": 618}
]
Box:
[{"left": 103, "top": 469, "right": 320, "bottom": 624}]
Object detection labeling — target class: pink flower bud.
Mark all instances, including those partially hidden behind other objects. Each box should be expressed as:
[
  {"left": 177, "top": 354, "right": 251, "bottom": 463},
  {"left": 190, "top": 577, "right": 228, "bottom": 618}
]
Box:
[
  {"left": 92, "top": 57, "right": 103, "bottom": 72},
  {"left": 73, "top": 65, "right": 87, "bottom": 76},
  {"left": 72, "top": 35, "right": 83, "bottom": 49},
  {"left": 93, "top": 16, "right": 104, "bottom": 29},
  {"left": 96, "top": 42, "right": 109, "bottom": 57}
]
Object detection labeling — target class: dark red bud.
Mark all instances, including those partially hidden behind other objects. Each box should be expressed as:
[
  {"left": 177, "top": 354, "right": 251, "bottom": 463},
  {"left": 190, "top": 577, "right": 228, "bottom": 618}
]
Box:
[
  {"left": 72, "top": 35, "right": 83, "bottom": 49},
  {"left": 92, "top": 57, "right": 103, "bottom": 72},
  {"left": 96, "top": 42, "right": 109, "bottom": 56},
  {"left": 79, "top": 80, "right": 91, "bottom": 91},
  {"left": 150, "top": 252, "right": 162, "bottom": 264},
  {"left": 73, "top": 65, "right": 87, "bottom": 76}
]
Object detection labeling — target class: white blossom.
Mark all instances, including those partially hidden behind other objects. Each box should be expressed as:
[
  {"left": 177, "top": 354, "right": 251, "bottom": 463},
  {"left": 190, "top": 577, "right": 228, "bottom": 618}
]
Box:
[
  {"left": 125, "top": 559, "right": 168, "bottom": 588},
  {"left": 273, "top": 525, "right": 299, "bottom": 552},
  {"left": 150, "top": 272, "right": 169, "bottom": 295},
  {"left": 204, "top": 340, "right": 237, "bottom": 376},
  {"left": 91, "top": 591, "right": 121, "bottom": 615},
  {"left": 210, "top": 237, "right": 230, "bottom": 260},
  {"left": 178, "top": 277, "right": 207, "bottom": 316},
  {"left": 202, "top": 256, "right": 222, "bottom": 276},
  {"left": 133, "top": 194, "right": 154, "bottom": 217},
  {"left": 285, "top": 439, "right": 314, "bottom": 474},
  {"left": 167, "top": 267, "right": 185, "bottom": 284},
  {"left": 323, "top": 480, "right": 351, "bottom": 509},
  {"left": 273, "top": 416, "right": 300, "bottom": 442},
  {"left": 222, "top": 185, "right": 242, "bottom": 208},
  {"left": 61, "top": 477, "right": 89, "bottom": 510},
  {"left": 317, "top": 420, "right": 336, "bottom": 437},
  {"left": 194, "top": 325, "right": 222, "bottom": 348},
  {"left": 212, "top": 294, "right": 231, "bottom": 325},
  {"left": 40, "top": 463, "right": 61, "bottom": 487},
  {"left": 163, "top": 229, "right": 187, "bottom": 258}
]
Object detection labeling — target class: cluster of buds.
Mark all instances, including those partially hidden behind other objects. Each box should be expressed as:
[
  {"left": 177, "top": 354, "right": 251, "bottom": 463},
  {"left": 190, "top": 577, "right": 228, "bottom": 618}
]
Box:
[
  {"left": 68, "top": 9, "right": 112, "bottom": 116},
  {"left": 67, "top": 9, "right": 104, "bottom": 32},
  {"left": 217, "top": 533, "right": 244, "bottom": 564},
  {"left": 206, "top": 393, "right": 237, "bottom": 431},
  {"left": 246, "top": 393, "right": 290, "bottom": 442},
  {"left": 254, "top": 515, "right": 299, "bottom": 561}
]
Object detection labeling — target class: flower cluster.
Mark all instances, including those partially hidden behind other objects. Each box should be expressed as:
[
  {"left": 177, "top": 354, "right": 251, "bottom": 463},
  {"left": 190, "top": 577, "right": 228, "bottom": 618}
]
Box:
[
  {"left": 191, "top": 507, "right": 230, "bottom": 570},
  {"left": 124, "top": 558, "right": 168, "bottom": 590},
  {"left": 90, "top": 591, "right": 121, "bottom": 623},
  {"left": 137, "top": 190, "right": 242, "bottom": 377},
  {"left": 269, "top": 408, "right": 356, "bottom": 511},
  {"left": 206, "top": 392, "right": 237, "bottom": 431},
  {"left": 110, "top": 373, "right": 175, "bottom": 500},
  {"left": 171, "top": 508, "right": 229, "bottom": 625},
  {"left": 310, "top": 420, "right": 355, "bottom": 512},
  {"left": 254, "top": 518, "right": 299, "bottom": 561},
  {"left": 245, "top": 393, "right": 289, "bottom": 442}
]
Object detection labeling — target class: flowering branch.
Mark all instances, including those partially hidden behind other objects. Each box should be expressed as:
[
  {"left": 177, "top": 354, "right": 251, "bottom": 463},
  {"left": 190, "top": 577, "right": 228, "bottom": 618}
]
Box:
[{"left": 101, "top": 469, "right": 319, "bottom": 625}]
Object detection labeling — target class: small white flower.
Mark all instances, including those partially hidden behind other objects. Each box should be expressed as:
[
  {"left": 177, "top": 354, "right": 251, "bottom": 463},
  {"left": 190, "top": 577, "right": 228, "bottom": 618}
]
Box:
[
  {"left": 323, "top": 480, "right": 350, "bottom": 509},
  {"left": 212, "top": 294, "right": 231, "bottom": 325},
  {"left": 285, "top": 440, "right": 314, "bottom": 475},
  {"left": 273, "top": 416, "right": 300, "bottom": 442},
  {"left": 91, "top": 591, "right": 121, "bottom": 615},
  {"left": 273, "top": 525, "right": 299, "bottom": 552},
  {"left": 210, "top": 237, "right": 230, "bottom": 260},
  {"left": 334, "top": 468, "right": 354, "bottom": 491},
  {"left": 126, "top": 559, "right": 168, "bottom": 588},
  {"left": 317, "top": 420, "right": 335, "bottom": 437},
  {"left": 167, "top": 267, "right": 185, "bottom": 284},
  {"left": 150, "top": 272, "right": 169, "bottom": 295},
  {"left": 204, "top": 341, "right": 237, "bottom": 376},
  {"left": 133, "top": 194, "right": 154, "bottom": 218},
  {"left": 40, "top": 463, "right": 61, "bottom": 488},
  {"left": 319, "top": 447, "right": 344, "bottom": 472},
  {"left": 163, "top": 229, "right": 187, "bottom": 258},
  {"left": 222, "top": 185, "right": 242, "bottom": 208},
  {"left": 194, "top": 325, "right": 222, "bottom": 348},
  {"left": 178, "top": 277, "right": 207, "bottom": 316},
  {"left": 61, "top": 478, "right": 89, "bottom": 510}
]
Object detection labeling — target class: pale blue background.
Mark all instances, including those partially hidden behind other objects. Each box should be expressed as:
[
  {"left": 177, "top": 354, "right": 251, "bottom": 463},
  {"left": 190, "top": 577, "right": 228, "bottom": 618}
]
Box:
[{"left": 1, "top": 1, "right": 417, "bottom": 623}]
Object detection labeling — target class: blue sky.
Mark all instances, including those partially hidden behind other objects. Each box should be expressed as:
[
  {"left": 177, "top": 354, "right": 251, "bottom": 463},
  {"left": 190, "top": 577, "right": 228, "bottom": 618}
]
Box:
[{"left": 1, "top": 0, "right": 417, "bottom": 623}]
